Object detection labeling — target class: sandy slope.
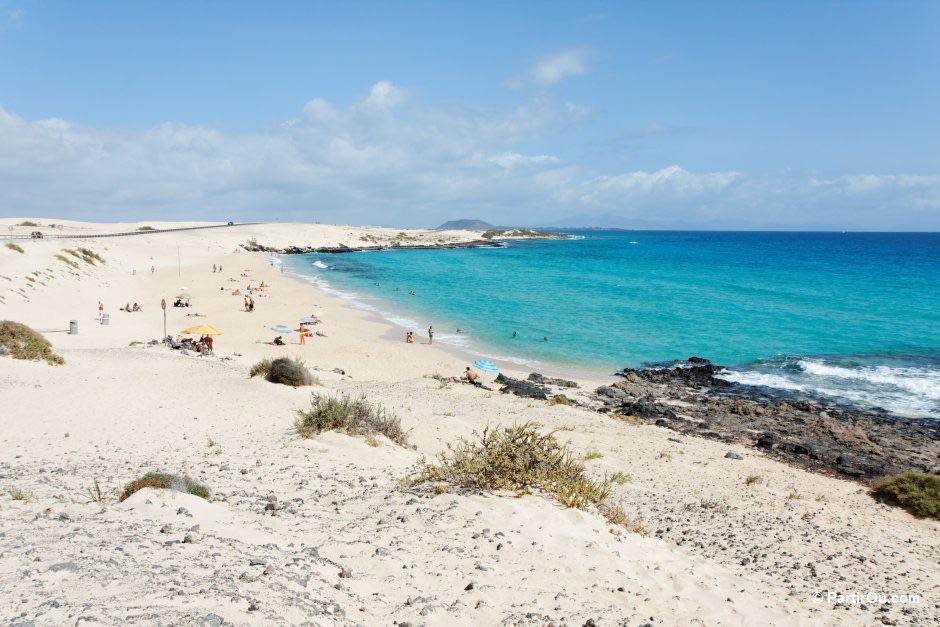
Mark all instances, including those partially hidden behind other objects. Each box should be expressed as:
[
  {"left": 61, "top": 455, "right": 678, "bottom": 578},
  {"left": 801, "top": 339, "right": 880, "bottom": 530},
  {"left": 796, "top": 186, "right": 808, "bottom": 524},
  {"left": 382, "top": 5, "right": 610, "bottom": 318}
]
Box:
[{"left": 0, "top": 220, "right": 936, "bottom": 626}]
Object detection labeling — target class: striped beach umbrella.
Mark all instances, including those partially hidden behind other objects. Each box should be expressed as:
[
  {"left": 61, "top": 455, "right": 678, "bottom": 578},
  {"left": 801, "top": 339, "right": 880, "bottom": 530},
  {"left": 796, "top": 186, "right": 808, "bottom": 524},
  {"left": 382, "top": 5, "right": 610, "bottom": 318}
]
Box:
[{"left": 472, "top": 359, "right": 499, "bottom": 373}]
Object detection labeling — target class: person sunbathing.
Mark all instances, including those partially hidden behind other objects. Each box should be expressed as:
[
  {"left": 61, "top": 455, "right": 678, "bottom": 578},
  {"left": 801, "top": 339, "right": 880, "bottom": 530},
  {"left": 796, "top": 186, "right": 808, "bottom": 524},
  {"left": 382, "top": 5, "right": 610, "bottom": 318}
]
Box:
[
  {"left": 463, "top": 366, "right": 481, "bottom": 385},
  {"left": 273, "top": 335, "right": 285, "bottom": 345},
  {"left": 132, "top": 303, "right": 141, "bottom": 312}
]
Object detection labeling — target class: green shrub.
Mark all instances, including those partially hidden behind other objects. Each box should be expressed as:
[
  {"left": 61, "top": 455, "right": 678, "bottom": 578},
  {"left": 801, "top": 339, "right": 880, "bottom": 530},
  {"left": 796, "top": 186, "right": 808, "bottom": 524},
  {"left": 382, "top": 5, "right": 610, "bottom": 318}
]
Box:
[
  {"left": 137, "top": 225, "right": 156, "bottom": 231},
  {"left": 0, "top": 320, "right": 64, "bottom": 365},
  {"left": 608, "top": 471, "right": 631, "bottom": 485},
  {"left": 17, "top": 221, "right": 38, "bottom": 227},
  {"left": 76, "top": 247, "right": 105, "bottom": 265},
  {"left": 295, "top": 393, "right": 408, "bottom": 446},
  {"left": 583, "top": 450, "right": 603, "bottom": 461},
  {"left": 249, "top": 358, "right": 273, "bottom": 378},
  {"left": 871, "top": 472, "right": 939, "bottom": 520},
  {"left": 4, "top": 242, "right": 24, "bottom": 253},
  {"left": 549, "top": 394, "right": 571, "bottom": 406},
  {"left": 265, "top": 356, "right": 316, "bottom": 386},
  {"left": 413, "top": 422, "right": 644, "bottom": 531},
  {"left": 54, "top": 254, "right": 79, "bottom": 269},
  {"left": 118, "top": 472, "right": 210, "bottom": 502}
]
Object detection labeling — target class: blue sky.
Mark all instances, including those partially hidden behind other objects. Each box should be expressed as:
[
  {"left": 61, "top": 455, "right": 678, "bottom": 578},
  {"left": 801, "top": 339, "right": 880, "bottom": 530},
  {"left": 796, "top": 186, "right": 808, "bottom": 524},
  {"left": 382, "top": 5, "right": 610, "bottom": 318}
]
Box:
[{"left": 1, "top": 1, "right": 938, "bottom": 229}]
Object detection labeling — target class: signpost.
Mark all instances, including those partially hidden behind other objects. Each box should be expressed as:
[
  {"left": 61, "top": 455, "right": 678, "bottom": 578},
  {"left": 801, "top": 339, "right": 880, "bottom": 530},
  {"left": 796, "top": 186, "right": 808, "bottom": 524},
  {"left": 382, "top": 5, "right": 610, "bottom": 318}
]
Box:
[{"left": 161, "top": 298, "right": 167, "bottom": 339}]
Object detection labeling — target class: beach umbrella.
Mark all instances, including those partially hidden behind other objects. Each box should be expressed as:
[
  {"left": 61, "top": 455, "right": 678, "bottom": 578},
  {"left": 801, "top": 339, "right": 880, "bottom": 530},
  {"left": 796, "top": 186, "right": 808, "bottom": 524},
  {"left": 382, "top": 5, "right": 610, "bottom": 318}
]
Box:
[
  {"left": 472, "top": 359, "right": 499, "bottom": 373},
  {"left": 175, "top": 293, "right": 190, "bottom": 300},
  {"left": 271, "top": 324, "right": 293, "bottom": 334},
  {"left": 180, "top": 324, "right": 222, "bottom": 336},
  {"left": 299, "top": 316, "right": 319, "bottom": 324}
]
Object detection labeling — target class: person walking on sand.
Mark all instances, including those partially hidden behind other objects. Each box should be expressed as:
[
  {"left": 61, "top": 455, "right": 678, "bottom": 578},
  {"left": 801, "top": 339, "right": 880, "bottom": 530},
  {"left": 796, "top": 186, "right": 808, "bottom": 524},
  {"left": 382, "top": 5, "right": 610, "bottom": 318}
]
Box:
[
  {"left": 428, "top": 325, "right": 434, "bottom": 345},
  {"left": 213, "top": 264, "right": 217, "bottom": 273},
  {"left": 97, "top": 301, "right": 104, "bottom": 320},
  {"left": 299, "top": 324, "right": 308, "bottom": 345}
]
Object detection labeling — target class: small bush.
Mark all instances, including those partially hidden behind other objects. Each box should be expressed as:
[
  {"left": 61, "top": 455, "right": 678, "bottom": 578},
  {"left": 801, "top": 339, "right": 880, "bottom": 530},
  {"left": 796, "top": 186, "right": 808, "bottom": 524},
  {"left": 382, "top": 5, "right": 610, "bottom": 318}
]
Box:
[
  {"left": 137, "top": 226, "right": 156, "bottom": 231},
  {"left": 17, "top": 221, "right": 38, "bottom": 227},
  {"left": 118, "top": 472, "right": 210, "bottom": 502},
  {"left": 608, "top": 471, "right": 630, "bottom": 485},
  {"left": 8, "top": 487, "right": 27, "bottom": 501},
  {"left": 266, "top": 357, "right": 316, "bottom": 387},
  {"left": 745, "top": 475, "right": 762, "bottom": 486},
  {"left": 871, "top": 472, "right": 940, "bottom": 520},
  {"left": 249, "top": 358, "right": 273, "bottom": 378},
  {"left": 413, "top": 422, "right": 643, "bottom": 530},
  {"left": 4, "top": 242, "right": 24, "bottom": 253},
  {"left": 584, "top": 451, "right": 603, "bottom": 461},
  {"left": 549, "top": 394, "right": 571, "bottom": 406},
  {"left": 295, "top": 393, "right": 409, "bottom": 446},
  {"left": 54, "top": 254, "right": 79, "bottom": 269},
  {"left": 76, "top": 247, "right": 105, "bottom": 265},
  {"left": 0, "top": 320, "right": 64, "bottom": 365}
]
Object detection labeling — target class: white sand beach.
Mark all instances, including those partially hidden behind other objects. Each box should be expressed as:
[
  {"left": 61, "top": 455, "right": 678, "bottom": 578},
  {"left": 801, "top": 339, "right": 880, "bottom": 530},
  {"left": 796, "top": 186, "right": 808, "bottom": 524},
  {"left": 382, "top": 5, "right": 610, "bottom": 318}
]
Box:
[{"left": 1, "top": 220, "right": 937, "bottom": 626}]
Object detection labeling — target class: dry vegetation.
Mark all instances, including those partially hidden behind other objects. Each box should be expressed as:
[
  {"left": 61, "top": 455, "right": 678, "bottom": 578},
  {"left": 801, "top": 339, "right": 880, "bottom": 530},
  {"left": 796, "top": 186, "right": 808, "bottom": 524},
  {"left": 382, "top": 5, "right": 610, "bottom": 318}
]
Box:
[
  {"left": 0, "top": 320, "right": 64, "bottom": 365},
  {"left": 118, "top": 472, "right": 210, "bottom": 502},
  {"left": 413, "top": 422, "right": 646, "bottom": 533},
  {"left": 256, "top": 356, "right": 318, "bottom": 387},
  {"left": 295, "top": 393, "right": 409, "bottom": 446},
  {"left": 871, "top": 472, "right": 940, "bottom": 519},
  {"left": 4, "top": 242, "right": 24, "bottom": 253}
]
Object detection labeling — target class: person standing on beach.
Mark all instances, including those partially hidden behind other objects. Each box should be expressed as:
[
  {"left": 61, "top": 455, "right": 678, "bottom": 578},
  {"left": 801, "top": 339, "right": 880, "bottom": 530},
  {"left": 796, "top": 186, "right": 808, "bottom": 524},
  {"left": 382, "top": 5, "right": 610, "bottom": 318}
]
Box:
[{"left": 428, "top": 325, "right": 434, "bottom": 345}]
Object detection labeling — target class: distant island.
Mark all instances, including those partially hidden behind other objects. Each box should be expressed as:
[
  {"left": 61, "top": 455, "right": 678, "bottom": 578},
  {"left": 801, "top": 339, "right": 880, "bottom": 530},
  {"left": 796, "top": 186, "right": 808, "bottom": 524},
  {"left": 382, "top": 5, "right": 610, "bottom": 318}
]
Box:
[{"left": 436, "top": 218, "right": 500, "bottom": 230}]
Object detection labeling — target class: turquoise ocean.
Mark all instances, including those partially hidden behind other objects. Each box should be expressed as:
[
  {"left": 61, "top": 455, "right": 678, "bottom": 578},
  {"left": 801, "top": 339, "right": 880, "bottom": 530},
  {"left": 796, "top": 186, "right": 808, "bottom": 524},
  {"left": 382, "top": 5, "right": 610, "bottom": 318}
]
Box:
[{"left": 281, "top": 231, "right": 940, "bottom": 420}]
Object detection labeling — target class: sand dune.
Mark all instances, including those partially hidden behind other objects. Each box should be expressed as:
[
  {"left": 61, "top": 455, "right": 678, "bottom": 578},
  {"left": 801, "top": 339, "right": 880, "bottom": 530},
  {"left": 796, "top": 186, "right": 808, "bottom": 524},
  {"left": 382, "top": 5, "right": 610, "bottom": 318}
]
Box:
[{"left": 1, "top": 219, "right": 936, "bottom": 625}]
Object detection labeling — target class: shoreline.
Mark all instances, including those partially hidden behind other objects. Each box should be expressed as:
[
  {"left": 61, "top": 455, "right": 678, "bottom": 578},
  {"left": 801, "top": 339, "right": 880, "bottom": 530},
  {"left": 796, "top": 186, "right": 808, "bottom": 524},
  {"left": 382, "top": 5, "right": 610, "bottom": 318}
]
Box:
[{"left": 1, "top": 219, "right": 937, "bottom": 625}]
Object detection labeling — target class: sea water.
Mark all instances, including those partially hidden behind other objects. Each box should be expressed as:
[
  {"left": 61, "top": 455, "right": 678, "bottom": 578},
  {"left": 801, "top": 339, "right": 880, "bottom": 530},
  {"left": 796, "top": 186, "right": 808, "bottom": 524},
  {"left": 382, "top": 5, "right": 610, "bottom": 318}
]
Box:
[{"left": 281, "top": 231, "right": 940, "bottom": 419}]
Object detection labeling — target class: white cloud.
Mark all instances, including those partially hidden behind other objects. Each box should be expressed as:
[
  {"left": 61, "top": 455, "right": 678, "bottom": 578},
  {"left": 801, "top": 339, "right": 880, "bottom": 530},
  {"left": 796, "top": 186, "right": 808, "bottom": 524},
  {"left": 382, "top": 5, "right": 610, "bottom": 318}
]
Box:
[
  {"left": 0, "top": 84, "right": 938, "bottom": 230},
  {"left": 531, "top": 48, "right": 588, "bottom": 86},
  {"left": 361, "top": 80, "right": 404, "bottom": 109}
]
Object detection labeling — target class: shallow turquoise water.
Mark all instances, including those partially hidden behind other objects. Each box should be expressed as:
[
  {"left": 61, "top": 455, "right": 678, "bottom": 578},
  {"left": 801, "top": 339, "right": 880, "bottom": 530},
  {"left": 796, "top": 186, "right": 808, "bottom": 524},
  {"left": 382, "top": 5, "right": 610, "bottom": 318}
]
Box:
[{"left": 283, "top": 231, "right": 940, "bottom": 418}]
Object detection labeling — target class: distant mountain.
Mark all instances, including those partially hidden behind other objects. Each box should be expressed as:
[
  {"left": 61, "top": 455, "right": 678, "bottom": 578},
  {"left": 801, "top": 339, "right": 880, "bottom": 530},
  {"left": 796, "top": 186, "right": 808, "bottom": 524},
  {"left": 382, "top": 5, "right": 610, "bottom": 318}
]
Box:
[{"left": 437, "top": 219, "right": 496, "bottom": 231}]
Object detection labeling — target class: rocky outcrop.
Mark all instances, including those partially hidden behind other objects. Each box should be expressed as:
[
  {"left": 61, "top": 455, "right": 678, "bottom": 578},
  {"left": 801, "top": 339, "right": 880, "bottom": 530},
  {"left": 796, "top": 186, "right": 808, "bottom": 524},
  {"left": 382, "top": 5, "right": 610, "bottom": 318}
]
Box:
[
  {"left": 593, "top": 357, "right": 939, "bottom": 481},
  {"left": 242, "top": 240, "right": 506, "bottom": 255},
  {"left": 494, "top": 374, "right": 548, "bottom": 400},
  {"left": 527, "top": 373, "right": 579, "bottom": 388}
]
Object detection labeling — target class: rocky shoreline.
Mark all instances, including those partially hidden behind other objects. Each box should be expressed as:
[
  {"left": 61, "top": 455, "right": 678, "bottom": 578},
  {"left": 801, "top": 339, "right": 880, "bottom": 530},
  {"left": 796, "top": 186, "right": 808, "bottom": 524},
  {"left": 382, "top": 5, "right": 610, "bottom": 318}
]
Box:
[
  {"left": 241, "top": 239, "right": 507, "bottom": 254},
  {"left": 594, "top": 358, "right": 938, "bottom": 481},
  {"left": 493, "top": 358, "right": 937, "bottom": 482},
  {"left": 241, "top": 230, "right": 567, "bottom": 255}
]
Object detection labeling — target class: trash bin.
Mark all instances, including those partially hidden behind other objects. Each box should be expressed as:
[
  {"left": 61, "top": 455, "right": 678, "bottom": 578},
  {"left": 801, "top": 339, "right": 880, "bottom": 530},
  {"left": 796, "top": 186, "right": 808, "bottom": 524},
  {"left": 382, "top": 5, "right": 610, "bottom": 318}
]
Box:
[
  {"left": 101, "top": 313, "right": 109, "bottom": 326},
  {"left": 69, "top": 320, "right": 78, "bottom": 335}
]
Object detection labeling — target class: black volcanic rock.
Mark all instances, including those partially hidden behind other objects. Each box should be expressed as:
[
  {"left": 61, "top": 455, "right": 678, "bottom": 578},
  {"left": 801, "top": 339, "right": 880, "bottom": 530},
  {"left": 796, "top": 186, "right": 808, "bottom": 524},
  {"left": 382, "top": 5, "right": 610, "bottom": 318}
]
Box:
[
  {"left": 528, "top": 373, "right": 579, "bottom": 388},
  {"left": 494, "top": 374, "right": 548, "bottom": 400}
]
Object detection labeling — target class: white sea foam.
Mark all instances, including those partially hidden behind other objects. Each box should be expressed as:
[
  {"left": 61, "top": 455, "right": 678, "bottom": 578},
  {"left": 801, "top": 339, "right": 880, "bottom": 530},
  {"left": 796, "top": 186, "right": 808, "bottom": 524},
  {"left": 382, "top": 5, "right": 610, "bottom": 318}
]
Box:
[
  {"left": 719, "top": 358, "right": 940, "bottom": 419},
  {"left": 717, "top": 370, "right": 807, "bottom": 392},
  {"left": 797, "top": 359, "right": 940, "bottom": 400},
  {"left": 312, "top": 260, "right": 329, "bottom": 269}
]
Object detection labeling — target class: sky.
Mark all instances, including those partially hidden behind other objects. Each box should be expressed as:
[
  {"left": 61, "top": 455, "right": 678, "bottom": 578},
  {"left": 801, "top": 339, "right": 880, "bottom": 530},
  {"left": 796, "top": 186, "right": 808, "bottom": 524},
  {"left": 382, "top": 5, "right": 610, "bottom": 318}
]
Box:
[{"left": 1, "top": 1, "right": 939, "bottom": 230}]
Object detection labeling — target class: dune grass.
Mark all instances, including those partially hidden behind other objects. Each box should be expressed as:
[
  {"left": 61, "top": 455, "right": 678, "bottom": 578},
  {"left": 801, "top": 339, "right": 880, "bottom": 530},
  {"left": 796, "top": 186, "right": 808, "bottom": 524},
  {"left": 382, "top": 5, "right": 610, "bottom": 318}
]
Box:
[
  {"left": 118, "top": 472, "right": 210, "bottom": 502},
  {"left": 413, "top": 422, "right": 646, "bottom": 532},
  {"left": 17, "top": 221, "right": 38, "bottom": 227},
  {"left": 871, "top": 472, "right": 939, "bottom": 519},
  {"left": 249, "top": 357, "right": 274, "bottom": 378},
  {"left": 137, "top": 225, "right": 156, "bottom": 231},
  {"left": 54, "top": 254, "right": 79, "bottom": 269},
  {"left": 0, "top": 320, "right": 64, "bottom": 365},
  {"left": 4, "top": 242, "right": 24, "bottom": 253},
  {"left": 262, "top": 356, "right": 318, "bottom": 386},
  {"left": 295, "top": 393, "right": 409, "bottom": 446}
]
